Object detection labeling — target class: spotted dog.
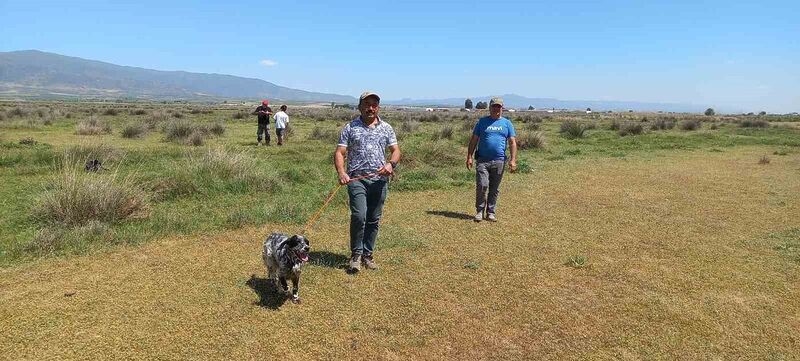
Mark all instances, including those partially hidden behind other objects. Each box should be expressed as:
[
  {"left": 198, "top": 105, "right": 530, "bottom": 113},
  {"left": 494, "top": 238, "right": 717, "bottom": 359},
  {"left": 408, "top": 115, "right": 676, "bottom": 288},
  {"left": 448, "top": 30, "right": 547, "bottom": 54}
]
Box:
[{"left": 262, "top": 233, "right": 310, "bottom": 304}]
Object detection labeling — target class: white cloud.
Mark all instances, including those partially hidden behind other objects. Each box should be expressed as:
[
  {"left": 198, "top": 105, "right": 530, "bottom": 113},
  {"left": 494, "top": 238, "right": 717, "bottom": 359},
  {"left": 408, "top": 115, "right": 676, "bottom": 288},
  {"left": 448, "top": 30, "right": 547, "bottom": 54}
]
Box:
[{"left": 259, "top": 59, "right": 278, "bottom": 67}]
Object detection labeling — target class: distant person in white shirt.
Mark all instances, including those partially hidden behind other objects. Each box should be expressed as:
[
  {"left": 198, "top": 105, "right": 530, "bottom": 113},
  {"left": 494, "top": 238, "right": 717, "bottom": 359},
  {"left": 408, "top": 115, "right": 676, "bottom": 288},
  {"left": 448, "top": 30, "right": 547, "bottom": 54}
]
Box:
[{"left": 274, "top": 105, "right": 289, "bottom": 145}]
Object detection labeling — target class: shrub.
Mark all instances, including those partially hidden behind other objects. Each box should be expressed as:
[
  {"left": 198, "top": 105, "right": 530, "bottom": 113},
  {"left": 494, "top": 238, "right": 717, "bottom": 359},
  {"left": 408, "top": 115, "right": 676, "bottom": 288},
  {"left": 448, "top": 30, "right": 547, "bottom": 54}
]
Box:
[
  {"left": 400, "top": 121, "right": 420, "bottom": 134},
  {"left": 403, "top": 140, "right": 461, "bottom": 168},
  {"left": 680, "top": 119, "right": 702, "bottom": 131},
  {"left": 9, "top": 107, "right": 29, "bottom": 118},
  {"left": 146, "top": 110, "right": 170, "bottom": 129},
  {"left": 208, "top": 121, "right": 226, "bottom": 136},
  {"left": 705, "top": 108, "right": 715, "bottom": 116},
  {"left": 187, "top": 130, "right": 205, "bottom": 146},
  {"left": 130, "top": 109, "right": 148, "bottom": 115},
  {"left": 432, "top": 125, "right": 454, "bottom": 140},
  {"left": 740, "top": 119, "right": 770, "bottom": 128},
  {"left": 195, "top": 147, "right": 255, "bottom": 178},
  {"left": 308, "top": 127, "right": 339, "bottom": 142},
  {"left": 419, "top": 113, "right": 441, "bottom": 122},
  {"left": 76, "top": 116, "right": 112, "bottom": 135},
  {"left": 26, "top": 221, "right": 114, "bottom": 255},
  {"left": 33, "top": 158, "right": 147, "bottom": 226},
  {"left": 283, "top": 125, "right": 295, "bottom": 140},
  {"left": 609, "top": 120, "right": 621, "bottom": 131},
  {"left": 461, "top": 119, "right": 475, "bottom": 132},
  {"left": 102, "top": 108, "right": 119, "bottom": 116},
  {"left": 516, "top": 131, "right": 547, "bottom": 150},
  {"left": 618, "top": 122, "right": 644, "bottom": 136},
  {"left": 63, "top": 144, "right": 125, "bottom": 167},
  {"left": 164, "top": 119, "right": 197, "bottom": 141},
  {"left": 172, "top": 111, "right": 184, "bottom": 119},
  {"left": 232, "top": 111, "right": 248, "bottom": 120},
  {"left": 559, "top": 120, "right": 586, "bottom": 139},
  {"left": 650, "top": 119, "right": 676, "bottom": 130},
  {"left": 523, "top": 122, "right": 540, "bottom": 131},
  {"left": 121, "top": 122, "right": 148, "bottom": 139},
  {"left": 759, "top": 155, "right": 770, "bottom": 164}
]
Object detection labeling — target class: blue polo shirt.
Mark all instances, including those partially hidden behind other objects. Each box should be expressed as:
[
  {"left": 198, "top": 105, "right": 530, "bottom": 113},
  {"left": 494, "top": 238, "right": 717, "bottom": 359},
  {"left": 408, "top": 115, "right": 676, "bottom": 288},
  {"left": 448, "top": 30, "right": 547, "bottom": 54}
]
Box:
[{"left": 473, "top": 116, "right": 516, "bottom": 161}]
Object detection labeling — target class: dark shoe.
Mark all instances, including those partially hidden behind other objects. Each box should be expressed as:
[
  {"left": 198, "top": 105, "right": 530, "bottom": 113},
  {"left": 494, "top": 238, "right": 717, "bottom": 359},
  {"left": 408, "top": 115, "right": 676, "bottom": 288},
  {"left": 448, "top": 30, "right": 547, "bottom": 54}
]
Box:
[
  {"left": 349, "top": 254, "right": 362, "bottom": 272},
  {"left": 362, "top": 255, "right": 379, "bottom": 270}
]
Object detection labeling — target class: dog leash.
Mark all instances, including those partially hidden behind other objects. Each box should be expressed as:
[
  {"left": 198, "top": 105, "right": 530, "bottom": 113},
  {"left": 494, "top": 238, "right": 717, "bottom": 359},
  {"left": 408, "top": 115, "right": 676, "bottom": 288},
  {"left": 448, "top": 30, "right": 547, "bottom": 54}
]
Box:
[{"left": 297, "top": 171, "right": 381, "bottom": 236}]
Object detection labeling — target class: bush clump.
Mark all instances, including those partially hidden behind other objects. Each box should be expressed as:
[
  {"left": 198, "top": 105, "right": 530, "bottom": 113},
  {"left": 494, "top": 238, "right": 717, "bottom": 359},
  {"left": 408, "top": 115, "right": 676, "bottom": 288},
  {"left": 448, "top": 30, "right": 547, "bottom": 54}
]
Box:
[
  {"left": 651, "top": 118, "right": 676, "bottom": 131},
  {"left": 618, "top": 122, "right": 644, "bottom": 136},
  {"left": 740, "top": 119, "right": 770, "bottom": 128},
  {"left": 76, "top": 116, "right": 112, "bottom": 135},
  {"left": 680, "top": 119, "right": 702, "bottom": 131},
  {"left": 559, "top": 120, "right": 586, "bottom": 139},
  {"left": 516, "top": 131, "right": 547, "bottom": 150},
  {"left": 121, "top": 122, "right": 148, "bottom": 139},
  {"left": 308, "top": 127, "right": 340, "bottom": 143},
  {"left": 33, "top": 158, "right": 147, "bottom": 226}
]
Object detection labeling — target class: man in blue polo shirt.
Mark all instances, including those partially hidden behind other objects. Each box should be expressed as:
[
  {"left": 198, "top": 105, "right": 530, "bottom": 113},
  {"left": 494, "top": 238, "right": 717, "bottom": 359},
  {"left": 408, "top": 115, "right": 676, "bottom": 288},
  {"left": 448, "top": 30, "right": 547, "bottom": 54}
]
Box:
[{"left": 466, "top": 97, "right": 517, "bottom": 222}]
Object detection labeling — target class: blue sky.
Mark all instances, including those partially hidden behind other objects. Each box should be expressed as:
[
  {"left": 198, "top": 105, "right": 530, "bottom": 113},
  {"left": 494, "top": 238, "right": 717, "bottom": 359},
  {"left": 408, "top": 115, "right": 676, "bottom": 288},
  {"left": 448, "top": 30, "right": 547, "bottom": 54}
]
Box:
[{"left": 1, "top": 0, "right": 798, "bottom": 112}]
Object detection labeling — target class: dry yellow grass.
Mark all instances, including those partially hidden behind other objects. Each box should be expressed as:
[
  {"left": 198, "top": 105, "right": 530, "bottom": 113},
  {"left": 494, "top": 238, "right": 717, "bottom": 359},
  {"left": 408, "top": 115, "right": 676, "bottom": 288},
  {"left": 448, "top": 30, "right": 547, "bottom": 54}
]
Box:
[{"left": 1, "top": 146, "right": 799, "bottom": 360}]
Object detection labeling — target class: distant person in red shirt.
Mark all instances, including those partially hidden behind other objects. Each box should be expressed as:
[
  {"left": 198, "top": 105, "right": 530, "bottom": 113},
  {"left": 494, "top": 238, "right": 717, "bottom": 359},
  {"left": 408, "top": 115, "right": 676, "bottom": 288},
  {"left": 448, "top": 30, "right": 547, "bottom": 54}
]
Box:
[{"left": 252, "top": 100, "right": 273, "bottom": 145}]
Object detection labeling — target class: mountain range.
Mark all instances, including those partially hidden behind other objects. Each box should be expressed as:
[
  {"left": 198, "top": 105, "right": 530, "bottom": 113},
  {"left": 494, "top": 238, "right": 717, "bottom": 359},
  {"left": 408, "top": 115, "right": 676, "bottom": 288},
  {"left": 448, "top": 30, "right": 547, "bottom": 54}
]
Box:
[
  {"left": 1, "top": 50, "right": 708, "bottom": 112},
  {"left": 0, "top": 50, "right": 356, "bottom": 103},
  {"left": 385, "top": 95, "right": 708, "bottom": 113}
]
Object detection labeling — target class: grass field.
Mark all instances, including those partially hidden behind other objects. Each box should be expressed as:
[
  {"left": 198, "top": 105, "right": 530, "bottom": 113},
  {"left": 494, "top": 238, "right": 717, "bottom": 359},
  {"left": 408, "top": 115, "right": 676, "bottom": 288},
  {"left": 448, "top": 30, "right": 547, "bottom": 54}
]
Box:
[{"left": 1, "top": 101, "right": 799, "bottom": 359}]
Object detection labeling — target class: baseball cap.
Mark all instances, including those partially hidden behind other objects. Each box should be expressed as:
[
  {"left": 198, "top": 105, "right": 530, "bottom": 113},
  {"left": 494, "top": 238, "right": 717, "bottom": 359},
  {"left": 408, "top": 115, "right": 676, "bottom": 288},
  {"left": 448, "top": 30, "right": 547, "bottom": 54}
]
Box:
[
  {"left": 262, "top": 100, "right": 269, "bottom": 106},
  {"left": 359, "top": 91, "right": 380, "bottom": 103},
  {"left": 489, "top": 97, "right": 504, "bottom": 107}
]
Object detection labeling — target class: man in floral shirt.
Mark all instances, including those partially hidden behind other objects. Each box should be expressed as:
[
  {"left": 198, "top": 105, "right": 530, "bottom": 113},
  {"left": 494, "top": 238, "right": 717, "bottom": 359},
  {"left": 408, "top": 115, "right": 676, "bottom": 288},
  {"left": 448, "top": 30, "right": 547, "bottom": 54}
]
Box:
[{"left": 334, "top": 91, "right": 401, "bottom": 272}]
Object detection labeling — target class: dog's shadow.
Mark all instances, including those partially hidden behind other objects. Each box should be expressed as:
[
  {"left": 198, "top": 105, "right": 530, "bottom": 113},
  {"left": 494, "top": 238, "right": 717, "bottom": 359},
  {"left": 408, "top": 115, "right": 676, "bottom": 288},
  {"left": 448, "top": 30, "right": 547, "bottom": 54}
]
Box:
[
  {"left": 246, "top": 275, "right": 288, "bottom": 310},
  {"left": 426, "top": 210, "right": 474, "bottom": 220}
]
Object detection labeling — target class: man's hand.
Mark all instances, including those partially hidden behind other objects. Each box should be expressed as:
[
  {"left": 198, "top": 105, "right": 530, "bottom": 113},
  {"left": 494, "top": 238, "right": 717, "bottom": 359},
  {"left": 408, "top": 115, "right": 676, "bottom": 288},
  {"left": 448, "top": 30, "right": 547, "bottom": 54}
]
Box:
[
  {"left": 377, "top": 163, "right": 394, "bottom": 176},
  {"left": 466, "top": 156, "right": 473, "bottom": 170},
  {"left": 509, "top": 160, "right": 518, "bottom": 173},
  {"left": 338, "top": 172, "right": 351, "bottom": 185}
]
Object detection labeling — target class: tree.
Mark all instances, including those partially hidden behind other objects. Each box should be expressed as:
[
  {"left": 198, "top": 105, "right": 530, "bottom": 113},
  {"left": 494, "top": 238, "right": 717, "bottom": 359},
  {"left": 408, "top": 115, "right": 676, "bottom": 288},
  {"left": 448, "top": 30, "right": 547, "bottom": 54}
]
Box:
[
  {"left": 528, "top": 105, "right": 534, "bottom": 110},
  {"left": 464, "top": 98, "right": 473, "bottom": 110},
  {"left": 759, "top": 111, "right": 767, "bottom": 116},
  {"left": 475, "top": 101, "right": 488, "bottom": 110},
  {"left": 705, "top": 108, "right": 715, "bottom": 116}
]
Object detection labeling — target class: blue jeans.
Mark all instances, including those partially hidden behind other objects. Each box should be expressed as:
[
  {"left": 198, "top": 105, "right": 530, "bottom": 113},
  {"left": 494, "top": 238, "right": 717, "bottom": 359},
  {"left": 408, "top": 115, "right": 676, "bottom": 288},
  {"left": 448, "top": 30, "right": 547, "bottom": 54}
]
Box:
[{"left": 348, "top": 178, "right": 388, "bottom": 256}]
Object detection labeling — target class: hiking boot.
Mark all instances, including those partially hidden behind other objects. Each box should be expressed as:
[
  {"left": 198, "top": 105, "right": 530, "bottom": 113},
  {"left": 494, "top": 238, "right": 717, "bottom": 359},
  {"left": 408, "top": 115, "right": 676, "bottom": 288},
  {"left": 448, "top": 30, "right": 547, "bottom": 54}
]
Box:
[
  {"left": 474, "top": 211, "right": 484, "bottom": 222},
  {"left": 362, "top": 255, "right": 379, "bottom": 270},
  {"left": 487, "top": 213, "right": 497, "bottom": 222},
  {"left": 349, "top": 254, "right": 362, "bottom": 272}
]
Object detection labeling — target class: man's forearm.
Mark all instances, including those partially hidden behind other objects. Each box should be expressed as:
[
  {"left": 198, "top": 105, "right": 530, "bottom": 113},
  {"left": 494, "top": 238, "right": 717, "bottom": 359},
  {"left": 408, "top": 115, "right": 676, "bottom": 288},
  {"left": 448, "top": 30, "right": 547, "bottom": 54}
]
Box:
[
  {"left": 509, "top": 139, "right": 517, "bottom": 162},
  {"left": 389, "top": 148, "right": 401, "bottom": 164},
  {"left": 334, "top": 151, "right": 346, "bottom": 175},
  {"left": 467, "top": 139, "right": 478, "bottom": 158}
]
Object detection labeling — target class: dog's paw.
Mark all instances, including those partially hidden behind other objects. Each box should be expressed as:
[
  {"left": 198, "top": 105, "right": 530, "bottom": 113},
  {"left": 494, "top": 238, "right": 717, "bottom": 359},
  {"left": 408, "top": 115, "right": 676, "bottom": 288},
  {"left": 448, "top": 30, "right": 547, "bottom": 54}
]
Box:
[{"left": 291, "top": 296, "right": 302, "bottom": 304}]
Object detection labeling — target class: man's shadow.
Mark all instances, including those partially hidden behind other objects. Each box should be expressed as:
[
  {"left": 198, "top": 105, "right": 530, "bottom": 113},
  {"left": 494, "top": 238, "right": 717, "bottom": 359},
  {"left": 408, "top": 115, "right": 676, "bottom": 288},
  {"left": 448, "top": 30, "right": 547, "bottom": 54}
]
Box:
[
  {"left": 308, "top": 251, "right": 348, "bottom": 269},
  {"left": 426, "top": 210, "right": 474, "bottom": 220},
  {"left": 246, "top": 274, "right": 287, "bottom": 310}
]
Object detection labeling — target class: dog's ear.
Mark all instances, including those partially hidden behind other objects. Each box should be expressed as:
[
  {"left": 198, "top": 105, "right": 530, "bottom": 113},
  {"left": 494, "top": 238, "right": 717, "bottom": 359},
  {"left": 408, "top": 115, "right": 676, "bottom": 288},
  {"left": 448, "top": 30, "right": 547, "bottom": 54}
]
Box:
[{"left": 287, "top": 235, "right": 299, "bottom": 247}]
